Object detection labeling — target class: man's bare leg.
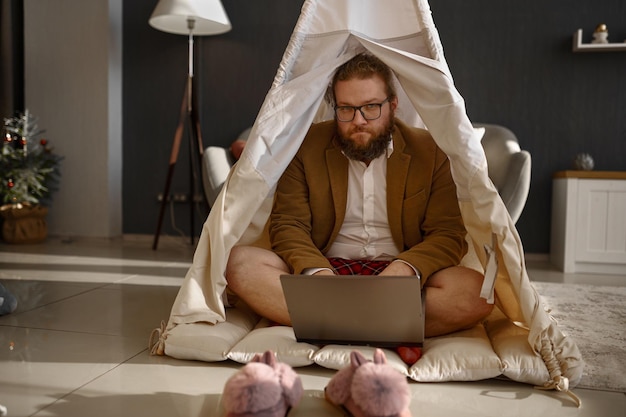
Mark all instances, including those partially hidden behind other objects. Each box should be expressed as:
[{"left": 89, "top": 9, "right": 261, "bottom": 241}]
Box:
[
  {"left": 227, "top": 248, "right": 492, "bottom": 335},
  {"left": 423, "top": 266, "right": 493, "bottom": 337},
  {"left": 225, "top": 245, "right": 292, "bottom": 325}
]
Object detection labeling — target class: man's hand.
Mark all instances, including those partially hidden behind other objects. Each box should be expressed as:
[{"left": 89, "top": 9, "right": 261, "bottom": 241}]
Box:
[{"left": 378, "top": 260, "right": 416, "bottom": 276}]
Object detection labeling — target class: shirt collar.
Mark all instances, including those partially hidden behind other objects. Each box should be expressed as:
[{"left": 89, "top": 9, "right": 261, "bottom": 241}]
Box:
[{"left": 386, "top": 134, "right": 394, "bottom": 158}]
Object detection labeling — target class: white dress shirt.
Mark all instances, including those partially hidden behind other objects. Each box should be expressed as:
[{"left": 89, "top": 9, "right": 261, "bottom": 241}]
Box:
[
  {"left": 326, "top": 140, "right": 399, "bottom": 260},
  {"left": 305, "top": 139, "right": 419, "bottom": 276}
]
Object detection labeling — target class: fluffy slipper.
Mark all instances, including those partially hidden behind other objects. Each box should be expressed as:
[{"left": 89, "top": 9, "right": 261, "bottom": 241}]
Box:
[
  {"left": 222, "top": 350, "right": 303, "bottom": 417},
  {"left": 325, "top": 349, "right": 412, "bottom": 417}
]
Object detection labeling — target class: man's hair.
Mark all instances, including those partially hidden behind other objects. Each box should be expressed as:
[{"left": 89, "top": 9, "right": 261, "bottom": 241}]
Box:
[{"left": 327, "top": 53, "right": 397, "bottom": 105}]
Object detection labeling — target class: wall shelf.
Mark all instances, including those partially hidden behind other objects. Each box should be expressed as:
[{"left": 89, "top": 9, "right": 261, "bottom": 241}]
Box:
[{"left": 573, "top": 28, "right": 626, "bottom": 52}]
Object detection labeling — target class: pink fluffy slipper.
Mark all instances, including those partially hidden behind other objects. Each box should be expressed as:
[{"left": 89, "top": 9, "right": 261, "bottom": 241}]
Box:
[
  {"left": 222, "top": 351, "right": 303, "bottom": 417},
  {"left": 325, "top": 349, "right": 412, "bottom": 417}
]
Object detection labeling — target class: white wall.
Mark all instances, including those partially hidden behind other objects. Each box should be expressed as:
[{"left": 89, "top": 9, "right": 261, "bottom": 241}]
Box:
[{"left": 24, "top": 0, "right": 122, "bottom": 238}]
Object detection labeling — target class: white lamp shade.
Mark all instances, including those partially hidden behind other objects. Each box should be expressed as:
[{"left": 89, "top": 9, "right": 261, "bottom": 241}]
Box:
[{"left": 149, "top": 0, "right": 231, "bottom": 35}]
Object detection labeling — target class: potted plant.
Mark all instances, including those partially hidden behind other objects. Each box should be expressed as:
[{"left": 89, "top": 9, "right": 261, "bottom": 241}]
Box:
[{"left": 0, "top": 110, "right": 62, "bottom": 243}]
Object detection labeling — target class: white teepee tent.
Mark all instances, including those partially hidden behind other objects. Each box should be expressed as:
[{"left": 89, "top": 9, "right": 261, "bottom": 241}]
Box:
[{"left": 150, "top": 0, "right": 583, "bottom": 403}]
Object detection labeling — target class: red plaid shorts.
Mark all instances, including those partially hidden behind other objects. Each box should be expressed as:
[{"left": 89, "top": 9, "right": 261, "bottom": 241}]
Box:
[{"left": 327, "top": 257, "right": 390, "bottom": 275}]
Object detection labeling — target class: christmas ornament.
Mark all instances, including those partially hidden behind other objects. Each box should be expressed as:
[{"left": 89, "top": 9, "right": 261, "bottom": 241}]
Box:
[{"left": 1, "top": 110, "right": 62, "bottom": 206}]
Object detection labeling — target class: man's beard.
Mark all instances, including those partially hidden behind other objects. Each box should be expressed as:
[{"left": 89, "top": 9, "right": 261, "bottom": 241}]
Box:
[{"left": 335, "top": 118, "right": 395, "bottom": 162}]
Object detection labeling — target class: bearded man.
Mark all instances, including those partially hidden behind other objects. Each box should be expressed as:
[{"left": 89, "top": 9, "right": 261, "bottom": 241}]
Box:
[{"left": 226, "top": 53, "right": 492, "bottom": 338}]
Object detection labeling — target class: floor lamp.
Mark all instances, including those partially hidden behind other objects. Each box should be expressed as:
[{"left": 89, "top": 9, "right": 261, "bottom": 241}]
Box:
[{"left": 149, "top": 0, "right": 231, "bottom": 250}]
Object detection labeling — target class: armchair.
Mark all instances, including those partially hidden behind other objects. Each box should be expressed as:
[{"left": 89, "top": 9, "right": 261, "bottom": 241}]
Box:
[
  {"left": 201, "top": 128, "right": 250, "bottom": 207},
  {"left": 474, "top": 123, "right": 531, "bottom": 223}
]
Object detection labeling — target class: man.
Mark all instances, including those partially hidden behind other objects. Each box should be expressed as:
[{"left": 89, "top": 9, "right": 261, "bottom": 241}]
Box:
[{"left": 226, "top": 53, "right": 493, "bottom": 338}]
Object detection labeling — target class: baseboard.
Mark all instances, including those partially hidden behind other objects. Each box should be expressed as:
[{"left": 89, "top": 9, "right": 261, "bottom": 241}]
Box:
[{"left": 524, "top": 253, "right": 550, "bottom": 262}]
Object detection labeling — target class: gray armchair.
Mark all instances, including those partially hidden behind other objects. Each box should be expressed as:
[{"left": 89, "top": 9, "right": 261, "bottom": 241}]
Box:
[
  {"left": 201, "top": 128, "right": 250, "bottom": 207},
  {"left": 474, "top": 123, "right": 531, "bottom": 223},
  {"left": 201, "top": 146, "right": 236, "bottom": 207},
  {"left": 203, "top": 124, "right": 531, "bottom": 223}
]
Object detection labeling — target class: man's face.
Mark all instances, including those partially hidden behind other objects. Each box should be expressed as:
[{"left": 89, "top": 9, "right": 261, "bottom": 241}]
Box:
[{"left": 334, "top": 75, "right": 398, "bottom": 161}]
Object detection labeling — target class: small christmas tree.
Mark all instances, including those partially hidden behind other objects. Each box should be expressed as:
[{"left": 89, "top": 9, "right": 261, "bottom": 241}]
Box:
[{"left": 1, "top": 110, "right": 62, "bottom": 207}]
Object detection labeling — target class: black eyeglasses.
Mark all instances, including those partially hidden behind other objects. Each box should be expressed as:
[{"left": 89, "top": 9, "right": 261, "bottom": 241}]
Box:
[{"left": 334, "top": 97, "right": 391, "bottom": 122}]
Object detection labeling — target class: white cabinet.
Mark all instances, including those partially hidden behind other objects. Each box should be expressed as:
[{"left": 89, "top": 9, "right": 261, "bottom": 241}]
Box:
[{"left": 551, "top": 171, "right": 626, "bottom": 274}]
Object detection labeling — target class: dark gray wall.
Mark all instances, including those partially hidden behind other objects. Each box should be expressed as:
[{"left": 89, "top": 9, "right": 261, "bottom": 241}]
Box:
[
  {"left": 123, "top": 0, "right": 304, "bottom": 241},
  {"left": 430, "top": 1, "right": 626, "bottom": 253},
  {"left": 123, "top": 1, "right": 626, "bottom": 253}
]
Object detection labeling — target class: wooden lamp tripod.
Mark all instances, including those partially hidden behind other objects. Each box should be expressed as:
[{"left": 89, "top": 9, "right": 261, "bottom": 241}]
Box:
[{"left": 148, "top": 0, "right": 231, "bottom": 250}]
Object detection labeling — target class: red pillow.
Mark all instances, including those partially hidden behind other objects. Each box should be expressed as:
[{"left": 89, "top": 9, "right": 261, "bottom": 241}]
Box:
[{"left": 230, "top": 139, "right": 246, "bottom": 160}]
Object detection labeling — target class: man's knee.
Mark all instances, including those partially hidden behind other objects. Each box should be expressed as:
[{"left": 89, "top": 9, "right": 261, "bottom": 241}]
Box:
[
  {"left": 225, "top": 245, "right": 287, "bottom": 282},
  {"left": 459, "top": 267, "right": 494, "bottom": 319},
  {"left": 427, "top": 266, "right": 481, "bottom": 288},
  {"left": 428, "top": 266, "right": 494, "bottom": 316},
  {"left": 225, "top": 246, "right": 254, "bottom": 285},
  {"left": 226, "top": 245, "right": 247, "bottom": 269}
]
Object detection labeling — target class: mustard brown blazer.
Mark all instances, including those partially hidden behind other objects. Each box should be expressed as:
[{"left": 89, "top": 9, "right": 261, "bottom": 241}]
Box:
[{"left": 270, "top": 118, "right": 468, "bottom": 283}]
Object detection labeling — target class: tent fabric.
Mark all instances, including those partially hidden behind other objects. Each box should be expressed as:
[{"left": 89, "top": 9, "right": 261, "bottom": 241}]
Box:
[{"left": 152, "top": 0, "right": 583, "bottom": 400}]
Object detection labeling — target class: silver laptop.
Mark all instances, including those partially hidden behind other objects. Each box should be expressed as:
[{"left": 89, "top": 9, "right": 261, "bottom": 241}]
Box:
[{"left": 280, "top": 274, "right": 425, "bottom": 347}]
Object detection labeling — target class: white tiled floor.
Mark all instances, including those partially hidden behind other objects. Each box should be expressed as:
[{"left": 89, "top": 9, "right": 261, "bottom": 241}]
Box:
[{"left": 1, "top": 236, "right": 624, "bottom": 417}]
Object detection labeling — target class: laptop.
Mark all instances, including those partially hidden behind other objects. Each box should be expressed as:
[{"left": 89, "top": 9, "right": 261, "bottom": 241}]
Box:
[{"left": 280, "top": 274, "right": 425, "bottom": 347}]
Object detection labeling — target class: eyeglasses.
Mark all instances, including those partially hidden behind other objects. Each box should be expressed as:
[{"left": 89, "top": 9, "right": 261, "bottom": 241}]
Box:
[{"left": 334, "top": 97, "right": 391, "bottom": 122}]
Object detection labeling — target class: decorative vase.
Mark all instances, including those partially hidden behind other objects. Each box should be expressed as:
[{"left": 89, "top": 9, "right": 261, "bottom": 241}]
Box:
[
  {"left": 592, "top": 24, "right": 609, "bottom": 44},
  {"left": 573, "top": 153, "right": 595, "bottom": 171},
  {"left": 0, "top": 204, "right": 49, "bottom": 244}
]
